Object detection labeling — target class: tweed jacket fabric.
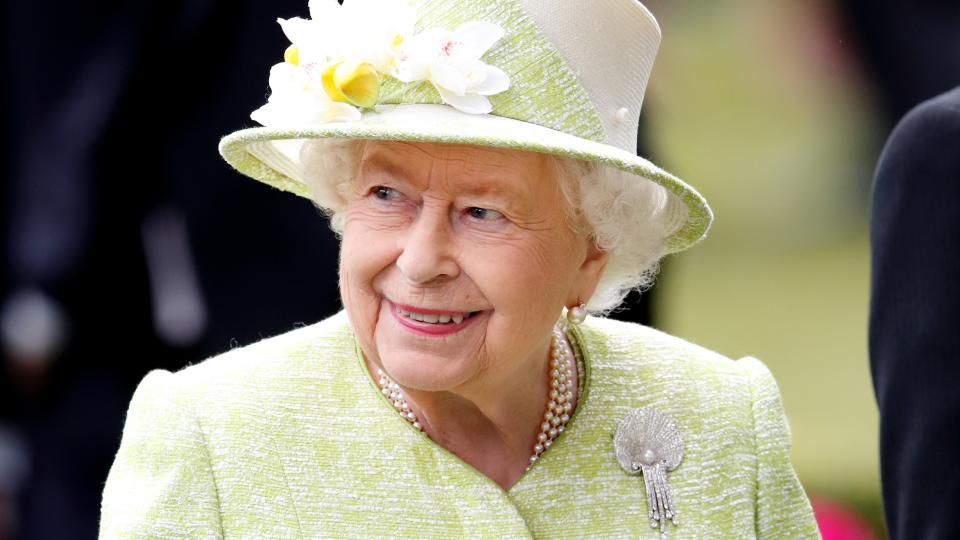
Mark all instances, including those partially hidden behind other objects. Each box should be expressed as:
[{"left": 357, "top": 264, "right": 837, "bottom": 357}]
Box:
[{"left": 99, "top": 311, "right": 819, "bottom": 539}]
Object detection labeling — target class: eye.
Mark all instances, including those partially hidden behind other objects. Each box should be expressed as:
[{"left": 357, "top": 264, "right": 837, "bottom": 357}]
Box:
[
  {"left": 371, "top": 185, "right": 401, "bottom": 201},
  {"left": 466, "top": 207, "right": 504, "bottom": 221}
]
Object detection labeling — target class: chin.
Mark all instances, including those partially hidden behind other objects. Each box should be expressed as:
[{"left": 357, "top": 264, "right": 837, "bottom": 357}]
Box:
[{"left": 378, "top": 348, "right": 479, "bottom": 392}]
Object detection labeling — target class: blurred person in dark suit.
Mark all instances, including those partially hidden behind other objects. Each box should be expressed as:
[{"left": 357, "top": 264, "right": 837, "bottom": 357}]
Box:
[
  {"left": 1, "top": 0, "right": 342, "bottom": 538},
  {"left": 869, "top": 86, "right": 960, "bottom": 540},
  {"left": 842, "top": 3, "right": 959, "bottom": 537}
]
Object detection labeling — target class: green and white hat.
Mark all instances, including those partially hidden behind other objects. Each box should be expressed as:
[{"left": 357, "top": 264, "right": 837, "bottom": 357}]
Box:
[{"left": 219, "top": 0, "right": 713, "bottom": 253}]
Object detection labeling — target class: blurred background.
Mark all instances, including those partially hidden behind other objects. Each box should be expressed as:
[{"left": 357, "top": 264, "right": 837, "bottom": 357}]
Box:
[{"left": 1, "top": 0, "right": 958, "bottom": 538}]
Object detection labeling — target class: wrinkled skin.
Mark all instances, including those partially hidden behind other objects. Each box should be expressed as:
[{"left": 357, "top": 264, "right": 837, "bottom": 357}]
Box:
[{"left": 338, "top": 140, "right": 608, "bottom": 489}]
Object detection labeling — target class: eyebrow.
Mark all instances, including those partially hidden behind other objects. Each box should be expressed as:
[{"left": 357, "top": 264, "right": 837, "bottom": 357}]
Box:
[
  {"left": 458, "top": 160, "right": 536, "bottom": 201},
  {"left": 358, "top": 151, "right": 414, "bottom": 182},
  {"left": 360, "top": 150, "right": 530, "bottom": 196}
]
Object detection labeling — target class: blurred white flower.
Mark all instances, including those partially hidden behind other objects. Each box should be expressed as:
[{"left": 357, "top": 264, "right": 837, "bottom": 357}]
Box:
[
  {"left": 251, "top": 0, "right": 510, "bottom": 123},
  {"left": 333, "top": 0, "right": 418, "bottom": 74},
  {"left": 277, "top": 16, "right": 331, "bottom": 68},
  {"left": 250, "top": 62, "right": 361, "bottom": 127},
  {"left": 280, "top": 0, "right": 416, "bottom": 74},
  {"left": 395, "top": 21, "right": 510, "bottom": 114}
]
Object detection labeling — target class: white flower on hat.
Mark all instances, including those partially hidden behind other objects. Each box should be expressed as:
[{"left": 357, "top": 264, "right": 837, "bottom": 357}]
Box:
[
  {"left": 394, "top": 21, "right": 510, "bottom": 114},
  {"left": 283, "top": 0, "right": 417, "bottom": 74},
  {"left": 252, "top": 0, "right": 416, "bottom": 126},
  {"left": 250, "top": 62, "right": 361, "bottom": 127},
  {"left": 250, "top": 0, "right": 511, "bottom": 127}
]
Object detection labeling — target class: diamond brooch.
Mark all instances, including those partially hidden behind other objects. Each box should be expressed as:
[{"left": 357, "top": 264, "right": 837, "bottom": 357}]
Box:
[{"left": 613, "top": 407, "right": 684, "bottom": 533}]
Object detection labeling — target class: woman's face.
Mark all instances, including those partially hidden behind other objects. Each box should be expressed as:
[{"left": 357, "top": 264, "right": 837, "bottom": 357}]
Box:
[{"left": 339, "top": 141, "right": 607, "bottom": 392}]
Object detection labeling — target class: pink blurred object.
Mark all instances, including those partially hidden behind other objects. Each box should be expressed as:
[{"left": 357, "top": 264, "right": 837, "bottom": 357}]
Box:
[{"left": 812, "top": 497, "right": 877, "bottom": 540}]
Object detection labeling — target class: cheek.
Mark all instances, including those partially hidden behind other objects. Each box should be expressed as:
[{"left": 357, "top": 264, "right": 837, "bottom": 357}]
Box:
[
  {"left": 474, "top": 232, "right": 581, "bottom": 322},
  {"left": 339, "top": 208, "right": 402, "bottom": 349},
  {"left": 341, "top": 206, "right": 403, "bottom": 284}
]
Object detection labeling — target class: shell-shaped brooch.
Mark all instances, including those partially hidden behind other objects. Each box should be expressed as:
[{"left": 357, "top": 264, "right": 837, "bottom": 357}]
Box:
[{"left": 614, "top": 407, "right": 684, "bottom": 533}]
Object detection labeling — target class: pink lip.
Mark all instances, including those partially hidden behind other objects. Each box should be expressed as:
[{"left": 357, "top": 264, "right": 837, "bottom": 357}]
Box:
[{"left": 389, "top": 301, "right": 481, "bottom": 336}]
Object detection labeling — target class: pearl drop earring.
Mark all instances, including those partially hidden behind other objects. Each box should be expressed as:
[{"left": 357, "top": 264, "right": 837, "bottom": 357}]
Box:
[{"left": 566, "top": 302, "right": 587, "bottom": 325}]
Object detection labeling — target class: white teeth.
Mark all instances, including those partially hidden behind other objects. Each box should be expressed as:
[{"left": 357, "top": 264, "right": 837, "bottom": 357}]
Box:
[{"left": 396, "top": 307, "right": 470, "bottom": 324}]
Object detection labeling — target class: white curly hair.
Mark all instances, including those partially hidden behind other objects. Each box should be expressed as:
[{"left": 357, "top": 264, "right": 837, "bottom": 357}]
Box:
[{"left": 299, "top": 138, "right": 688, "bottom": 313}]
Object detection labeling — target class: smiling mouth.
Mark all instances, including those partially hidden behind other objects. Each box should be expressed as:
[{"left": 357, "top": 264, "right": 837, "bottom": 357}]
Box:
[{"left": 394, "top": 306, "right": 479, "bottom": 325}]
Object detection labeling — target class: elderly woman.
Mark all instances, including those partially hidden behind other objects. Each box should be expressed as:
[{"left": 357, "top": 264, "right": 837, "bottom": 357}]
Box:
[{"left": 99, "top": 0, "right": 819, "bottom": 538}]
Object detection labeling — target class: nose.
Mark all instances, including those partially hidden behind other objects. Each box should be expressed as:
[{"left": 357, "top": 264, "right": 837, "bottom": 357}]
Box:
[{"left": 395, "top": 206, "right": 460, "bottom": 285}]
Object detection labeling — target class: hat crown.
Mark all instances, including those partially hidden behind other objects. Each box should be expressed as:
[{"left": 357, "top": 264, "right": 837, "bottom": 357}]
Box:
[
  {"left": 516, "top": 0, "right": 661, "bottom": 153},
  {"left": 374, "top": 0, "right": 661, "bottom": 154}
]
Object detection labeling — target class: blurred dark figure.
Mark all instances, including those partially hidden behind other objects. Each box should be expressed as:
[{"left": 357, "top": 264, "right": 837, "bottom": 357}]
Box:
[
  {"left": 869, "top": 86, "right": 960, "bottom": 540},
  {"left": 842, "top": 2, "right": 960, "bottom": 538},
  {"left": 1, "top": 1, "right": 343, "bottom": 538},
  {"left": 839, "top": 0, "right": 960, "bottom": 125}
]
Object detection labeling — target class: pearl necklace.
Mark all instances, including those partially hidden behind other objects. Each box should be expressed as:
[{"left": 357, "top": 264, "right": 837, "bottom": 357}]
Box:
[{"left": 376, "top": 325, "right": 579, "bottom": 469}]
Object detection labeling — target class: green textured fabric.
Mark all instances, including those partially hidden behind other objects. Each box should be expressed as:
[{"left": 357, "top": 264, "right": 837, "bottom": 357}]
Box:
[
  {"left": 377, "top": 0, "right": 607, "bottom": 143},
  {"left": 99, "top": 312, "right": 819, "bottom": 539}
]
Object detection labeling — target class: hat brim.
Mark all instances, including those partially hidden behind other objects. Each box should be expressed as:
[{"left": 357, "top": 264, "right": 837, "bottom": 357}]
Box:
[{"left": 218, "top": 104, "right": 712, "bottom": 253}]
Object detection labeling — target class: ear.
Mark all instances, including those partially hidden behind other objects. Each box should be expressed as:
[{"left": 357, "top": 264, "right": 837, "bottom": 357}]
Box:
[{"left": 567, "top": 237, "right": 610, "bottom": 307}]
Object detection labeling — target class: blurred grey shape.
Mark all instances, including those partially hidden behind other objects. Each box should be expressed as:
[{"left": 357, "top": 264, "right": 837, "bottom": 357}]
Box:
[
  {"left": 141, "top": 206, "right": 208, "bottom": 347},
  {"left": 0, "top": 288, "right": 67, "bottom": 363}
]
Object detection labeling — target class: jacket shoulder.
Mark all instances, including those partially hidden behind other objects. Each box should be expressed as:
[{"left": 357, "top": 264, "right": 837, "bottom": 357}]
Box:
[
  {"left": 149, "top": 311, "right": 354, "bottom": 400},
  {"left": 576, "top": 318, "right": 817, "bottom": 537},
  {"left": 575, "top": 317, "right": 778, "bottom": 419},
  {"left": 876, "top": 86, "right": 960, "bottom": 190},
  {"left": 578, "top": 316, "right": 750, "bottom": 378}
]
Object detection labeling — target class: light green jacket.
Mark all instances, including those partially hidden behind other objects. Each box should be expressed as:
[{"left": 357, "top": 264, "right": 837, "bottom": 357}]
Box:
[{"left": 99, "top": 312, "right": 819, "bottom": 539}]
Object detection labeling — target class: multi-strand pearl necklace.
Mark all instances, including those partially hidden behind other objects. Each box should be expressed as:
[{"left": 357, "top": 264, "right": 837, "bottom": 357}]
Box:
[{"left": 376, "top": 325, "right": 579, "bottom": 468}]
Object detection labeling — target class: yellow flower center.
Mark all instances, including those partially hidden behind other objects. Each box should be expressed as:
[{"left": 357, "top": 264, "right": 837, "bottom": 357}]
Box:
[
  {"left": 284, "top": 45, "right": 299, "bottom": 66},
  {"left": 321, "top": 60, "right": 380, "bottom": 109}
]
